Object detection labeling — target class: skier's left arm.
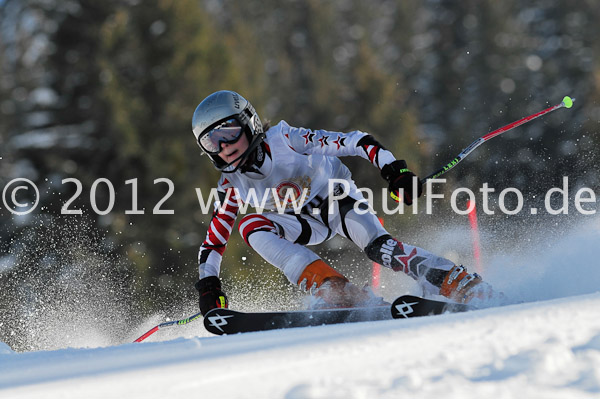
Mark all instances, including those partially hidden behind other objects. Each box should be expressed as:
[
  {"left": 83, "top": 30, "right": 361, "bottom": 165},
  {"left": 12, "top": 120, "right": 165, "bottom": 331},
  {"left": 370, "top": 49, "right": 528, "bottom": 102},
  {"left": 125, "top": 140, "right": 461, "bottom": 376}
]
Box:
[
  {"left": 284, "top": 124, "right": 422, "bottom": 204},
  {"left": 284, "top": 124, "right": 396, "bottom": 169}
]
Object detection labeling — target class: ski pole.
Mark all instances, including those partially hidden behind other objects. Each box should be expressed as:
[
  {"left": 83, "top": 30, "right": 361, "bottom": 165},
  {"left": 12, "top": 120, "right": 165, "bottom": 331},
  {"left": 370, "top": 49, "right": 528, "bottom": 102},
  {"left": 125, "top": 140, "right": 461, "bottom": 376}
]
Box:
[
  {"left": 420, "top": 96, "right": 574, "bottom": 183},
  {"left": 133, "top": 311, "right": 203, "bottom": 343}
]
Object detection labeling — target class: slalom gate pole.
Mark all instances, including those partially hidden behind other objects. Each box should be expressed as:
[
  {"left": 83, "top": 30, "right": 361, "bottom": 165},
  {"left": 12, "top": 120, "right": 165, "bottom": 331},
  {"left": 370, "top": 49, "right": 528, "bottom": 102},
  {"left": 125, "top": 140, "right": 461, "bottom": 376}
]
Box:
[
  {"left": 134, "top": 311, "right": 203, "bottom": 343},
  {"left": 371, "top": 218, "right": 385, "bottom": 293},
  {"left": 420, "top": 96, "right": 574, "bottom": 184},
  {"left": 467, "top": 200, "right": 482, "bottom": 274}
]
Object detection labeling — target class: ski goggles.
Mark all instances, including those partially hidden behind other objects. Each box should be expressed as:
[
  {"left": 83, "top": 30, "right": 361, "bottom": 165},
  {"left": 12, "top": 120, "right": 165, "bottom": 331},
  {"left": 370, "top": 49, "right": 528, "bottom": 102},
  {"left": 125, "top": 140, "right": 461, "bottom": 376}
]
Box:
[{"left": 198, "top": 118, "right": 244, "bottom": 154}]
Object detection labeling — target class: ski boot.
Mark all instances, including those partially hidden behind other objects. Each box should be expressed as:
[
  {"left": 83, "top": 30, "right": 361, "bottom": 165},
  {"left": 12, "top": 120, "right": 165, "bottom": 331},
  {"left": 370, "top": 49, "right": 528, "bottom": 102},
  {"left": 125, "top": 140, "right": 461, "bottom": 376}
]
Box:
[{"left": 439, "top": 265, "right": 503, "bottom": 306}]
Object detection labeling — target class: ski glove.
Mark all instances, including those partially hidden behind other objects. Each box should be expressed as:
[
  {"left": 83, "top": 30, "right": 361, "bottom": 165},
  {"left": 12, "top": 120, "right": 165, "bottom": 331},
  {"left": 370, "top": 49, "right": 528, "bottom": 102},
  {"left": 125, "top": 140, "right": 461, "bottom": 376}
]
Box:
[
  {"left": 381, "top": 160, "right": 423, "bottom": 206},
  {"left": 195, "top": 276, "right": 228, "bottom": 315}
]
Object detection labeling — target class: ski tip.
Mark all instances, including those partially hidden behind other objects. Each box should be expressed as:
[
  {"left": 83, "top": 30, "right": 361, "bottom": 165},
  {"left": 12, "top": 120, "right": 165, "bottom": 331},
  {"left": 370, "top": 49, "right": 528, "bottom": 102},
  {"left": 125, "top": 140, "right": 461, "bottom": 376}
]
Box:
[{"left": 562, "top": 96, "right": 574, "bottom": 109}]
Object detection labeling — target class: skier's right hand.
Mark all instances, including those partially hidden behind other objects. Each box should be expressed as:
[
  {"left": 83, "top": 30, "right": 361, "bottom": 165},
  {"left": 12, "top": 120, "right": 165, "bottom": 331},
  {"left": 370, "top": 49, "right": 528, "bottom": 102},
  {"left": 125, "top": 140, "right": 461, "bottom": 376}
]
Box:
[{"left": 195, "top": 276, "right": 228, "bottom": 315}]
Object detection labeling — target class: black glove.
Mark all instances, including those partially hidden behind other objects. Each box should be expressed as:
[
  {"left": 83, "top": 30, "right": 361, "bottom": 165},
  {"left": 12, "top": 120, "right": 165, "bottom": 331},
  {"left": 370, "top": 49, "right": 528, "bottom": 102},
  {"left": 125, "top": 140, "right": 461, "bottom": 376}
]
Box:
[
  {"left": 381, "top": 160, "right": 423, "bottom": 206},
  {"left": 195, "top": 276, "right": 228, "bottom": 315}
]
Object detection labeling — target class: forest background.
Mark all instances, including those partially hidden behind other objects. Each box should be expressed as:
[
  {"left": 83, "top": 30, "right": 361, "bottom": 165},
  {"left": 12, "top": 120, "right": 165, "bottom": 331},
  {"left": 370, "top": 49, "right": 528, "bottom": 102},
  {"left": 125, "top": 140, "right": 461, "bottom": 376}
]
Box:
[{"left": 1, "top": 0, "right": 599, "bottom": 350}]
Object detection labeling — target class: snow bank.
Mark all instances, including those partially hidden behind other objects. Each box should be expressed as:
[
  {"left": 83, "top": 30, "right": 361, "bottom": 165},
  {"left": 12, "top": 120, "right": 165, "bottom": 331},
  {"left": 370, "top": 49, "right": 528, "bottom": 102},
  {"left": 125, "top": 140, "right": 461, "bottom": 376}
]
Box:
[
  {"left": 0, "top": 341, "right": 13, "bottom": 355},
  {"left": 1, "top": 293, "right": 600, "bottom": 398},
  {"left": 485, "top": 218, "right": 600, "bottom": 302}
]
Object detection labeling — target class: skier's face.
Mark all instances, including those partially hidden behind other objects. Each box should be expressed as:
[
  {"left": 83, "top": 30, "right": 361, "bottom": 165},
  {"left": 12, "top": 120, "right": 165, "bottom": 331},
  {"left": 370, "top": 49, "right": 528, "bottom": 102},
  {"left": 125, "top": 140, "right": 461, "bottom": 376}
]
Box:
[{"left": 219, "top": 132, "right": 249, "bottom": 167}]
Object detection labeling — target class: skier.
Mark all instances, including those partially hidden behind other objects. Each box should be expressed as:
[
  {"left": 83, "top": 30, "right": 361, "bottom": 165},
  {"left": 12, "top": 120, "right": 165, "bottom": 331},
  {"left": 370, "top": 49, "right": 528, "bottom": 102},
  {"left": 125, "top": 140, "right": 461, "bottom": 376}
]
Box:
[{"left": 192, "top": 90, "right": 498, "bottom": 315}]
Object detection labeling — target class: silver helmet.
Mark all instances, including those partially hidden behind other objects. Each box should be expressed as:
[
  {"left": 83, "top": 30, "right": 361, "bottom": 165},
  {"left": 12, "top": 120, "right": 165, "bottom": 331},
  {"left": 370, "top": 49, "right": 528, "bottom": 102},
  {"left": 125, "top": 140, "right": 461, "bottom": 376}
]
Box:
[{"left": 192, "top": 90, "right": 264, "bottom": 172}]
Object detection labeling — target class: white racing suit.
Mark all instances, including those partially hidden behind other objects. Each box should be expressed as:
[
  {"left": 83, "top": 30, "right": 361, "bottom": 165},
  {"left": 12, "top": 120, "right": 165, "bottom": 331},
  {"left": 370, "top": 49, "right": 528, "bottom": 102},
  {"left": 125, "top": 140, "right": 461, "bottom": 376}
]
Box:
[{"left": 198, "top": 120, "right": 456, "bottom": 297}]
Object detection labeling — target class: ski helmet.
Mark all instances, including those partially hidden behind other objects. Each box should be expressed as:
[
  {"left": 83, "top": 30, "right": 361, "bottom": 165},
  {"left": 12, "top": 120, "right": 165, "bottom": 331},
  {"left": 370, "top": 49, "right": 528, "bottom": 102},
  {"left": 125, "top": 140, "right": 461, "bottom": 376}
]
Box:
[{"left": 192, "top": 90, "right": 264, "bottom": 173}]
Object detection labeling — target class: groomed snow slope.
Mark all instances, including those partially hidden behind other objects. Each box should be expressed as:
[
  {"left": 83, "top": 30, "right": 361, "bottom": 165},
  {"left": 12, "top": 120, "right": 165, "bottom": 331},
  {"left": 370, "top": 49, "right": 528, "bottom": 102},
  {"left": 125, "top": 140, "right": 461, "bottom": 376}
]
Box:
[{"left": 2, "top": 292, "right": 600, "bottom": 399}]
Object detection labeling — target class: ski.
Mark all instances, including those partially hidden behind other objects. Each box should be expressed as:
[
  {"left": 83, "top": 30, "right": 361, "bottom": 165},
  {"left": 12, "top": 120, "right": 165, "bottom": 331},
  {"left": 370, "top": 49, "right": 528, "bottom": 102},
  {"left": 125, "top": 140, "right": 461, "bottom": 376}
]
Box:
[
  {"left": 203, "top": 305, "right": 392, "bottom": 335},
  {"left": 391, "top": 295, "right": 473, "bottom": 318},
  {"left": 203, "top": 295, "right": 475, "bottom": 335}
]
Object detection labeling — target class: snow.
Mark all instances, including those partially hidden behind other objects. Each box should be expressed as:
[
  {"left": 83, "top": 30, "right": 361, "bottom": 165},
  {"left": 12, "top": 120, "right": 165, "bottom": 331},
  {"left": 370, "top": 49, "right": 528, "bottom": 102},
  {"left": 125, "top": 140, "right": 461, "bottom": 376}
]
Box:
[
  {"left": 1, "top": 292, "right": 600, "bottom": 398},
  {"left": 1, "top": 219, "right": 599, "bottom": 398},
  {"left": 9, "top": 122, "right": 96, "bottom": 150},
  {"left": 0, "top": 341, "right": 13, "bottom": 355}
]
